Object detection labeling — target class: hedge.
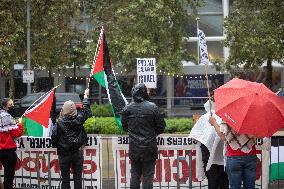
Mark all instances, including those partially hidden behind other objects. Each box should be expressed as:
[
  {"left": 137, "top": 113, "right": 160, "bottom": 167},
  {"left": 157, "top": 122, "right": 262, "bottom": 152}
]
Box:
[
  {"left": 90, "top": 104, "right": 113, "bottom": 117},
  {"left": 84, "top": 117, "right": 193, "bottom": 134}
]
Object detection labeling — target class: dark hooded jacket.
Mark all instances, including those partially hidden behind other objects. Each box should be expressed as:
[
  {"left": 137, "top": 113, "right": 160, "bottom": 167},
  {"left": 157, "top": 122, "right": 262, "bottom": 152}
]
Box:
[
  {"left": 51, "top": 99, "right": 92, "bottom": 156},
  {"left": 121, "top": 83, "right": 166, "bottom": 161}
]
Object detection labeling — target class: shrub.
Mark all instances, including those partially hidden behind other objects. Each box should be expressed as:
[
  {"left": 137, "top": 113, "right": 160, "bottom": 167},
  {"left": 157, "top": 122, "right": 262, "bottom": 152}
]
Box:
[
  {"left": 84, "top": 117, "right": 126, "bottom": 135},
  {"left": 165, "top": 118, "right": 193, "bottom": 134},
  {"left": 90, "top": 103, "right": 113, "bottom": 117},
  {"left": 84, "top": 117, "right": 193, "bottom": 134}
]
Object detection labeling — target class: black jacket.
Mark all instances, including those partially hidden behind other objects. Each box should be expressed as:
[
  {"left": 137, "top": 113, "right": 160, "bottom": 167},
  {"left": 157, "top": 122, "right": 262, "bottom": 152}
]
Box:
[
  {"left": 51, "top": 99, "right": 92, "bottom": 156},
  {"left": 122, "top": 84, "right": 166, "bottom": 161}
]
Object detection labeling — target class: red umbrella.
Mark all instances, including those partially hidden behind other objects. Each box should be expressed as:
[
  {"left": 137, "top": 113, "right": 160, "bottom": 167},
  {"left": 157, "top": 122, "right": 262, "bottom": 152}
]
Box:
[{"left": 214, "top": 78, "right": 284, "bottom": 137}]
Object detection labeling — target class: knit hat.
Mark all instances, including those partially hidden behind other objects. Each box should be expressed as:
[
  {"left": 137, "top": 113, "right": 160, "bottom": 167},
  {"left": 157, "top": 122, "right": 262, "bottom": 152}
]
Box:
[{"left": 60, "top": 100, "right": 77, "bottom": 117}]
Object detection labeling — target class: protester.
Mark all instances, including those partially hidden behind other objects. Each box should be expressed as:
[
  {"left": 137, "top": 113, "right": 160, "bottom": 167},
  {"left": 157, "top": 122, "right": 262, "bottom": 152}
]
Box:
[
  {"left": 51, "top": 89, "right": 92, "bottom": 189},
  {"left": 190, "top": 100, "right": 229, "bottom": 189},
  {"left": 0, "top": 98, "right": 24, "bottom": 189},
  {"left": 121, "top": 83, "right": 166, "bottom": 189},
  {"left": 209, "top": 116, "right": 257, "bottom": 189}
]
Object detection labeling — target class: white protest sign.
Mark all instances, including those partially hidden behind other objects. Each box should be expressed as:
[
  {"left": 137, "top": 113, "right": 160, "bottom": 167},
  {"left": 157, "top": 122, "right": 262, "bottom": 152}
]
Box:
[
  {"left": 0, "top": 135, "right": 102, "bottom": 189},
  {"left": 197, "top": 29, "right": 210, "bottom": 65},
  {"left": 112, "top": 136, "right": 207, "bottom": 189},
  {"left": 137, "top": 58, "right": 157, "bottom": 88},
  {"left": 22, "top": 70, "right": 34, "bottom": 83},
  {"left": 112, "top": 136, "right": 270, "bottom": 189}
]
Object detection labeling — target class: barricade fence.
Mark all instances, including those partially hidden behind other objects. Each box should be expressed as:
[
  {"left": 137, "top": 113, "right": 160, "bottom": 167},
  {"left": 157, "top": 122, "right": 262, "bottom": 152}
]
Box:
[{"left": 0, "top": 135, "right": 283, "bottom": 189}]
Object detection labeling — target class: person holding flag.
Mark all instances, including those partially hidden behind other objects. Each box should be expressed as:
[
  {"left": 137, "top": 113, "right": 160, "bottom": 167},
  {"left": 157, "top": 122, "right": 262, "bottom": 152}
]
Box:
[
  {"left": 0, "top": 98, "right": 24, "bottom": 189},
  {"left": 90, "top": 27, "right": 128, "bottom": 129},
  {"left": 51, "top": 88, "right": 92, "bottom": 189}
]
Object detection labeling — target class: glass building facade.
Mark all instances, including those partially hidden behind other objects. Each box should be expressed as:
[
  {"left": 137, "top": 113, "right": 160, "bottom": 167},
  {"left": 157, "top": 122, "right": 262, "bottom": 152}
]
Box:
[{"left": 186, "top": 0, "right": 233, "bottom": 62}]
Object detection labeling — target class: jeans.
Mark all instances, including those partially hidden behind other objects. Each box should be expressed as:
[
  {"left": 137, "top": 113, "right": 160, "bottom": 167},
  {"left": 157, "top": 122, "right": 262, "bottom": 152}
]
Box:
[
  {"left": 0, "top": 149, "right": 17, "bottom": 189},
  {"left": 130, "top": 159, "right": 156, "bottom": 189},
  {"left": 226, "top": 155, "right": 257, "bottom": 189},
  {"left": 59, "top": 150, "right": 84, "bottom": 189}
]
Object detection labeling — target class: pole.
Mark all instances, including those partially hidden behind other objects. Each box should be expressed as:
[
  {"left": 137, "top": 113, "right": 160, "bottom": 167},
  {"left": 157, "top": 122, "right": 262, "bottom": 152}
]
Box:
[
  {"left": 73, "top": 61, "right": 76, "bottom": 93},
  {"left": 197, "top": 17, "right": 212, "bottom": 114},
  {"left": 205, "top": 64, "right": 212, "bottom": 115},
  {"left": 26, "top": 0, "right": 31, "bottom": 94}
]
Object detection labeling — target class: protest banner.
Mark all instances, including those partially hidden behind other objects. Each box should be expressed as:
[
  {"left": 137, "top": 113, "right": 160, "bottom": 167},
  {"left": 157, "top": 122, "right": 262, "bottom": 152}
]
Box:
[
  {"left": 112, "top": 136, "right": 270, "bottom": 189},
  {"left": 0, "top": 135, "right": 102, "bottom": 189},
  {"left": 197, "top": 29, "right": 210, "bottom": 65},
  {"left": 137, "top": 58, "right": 157, "bottom": 88}
]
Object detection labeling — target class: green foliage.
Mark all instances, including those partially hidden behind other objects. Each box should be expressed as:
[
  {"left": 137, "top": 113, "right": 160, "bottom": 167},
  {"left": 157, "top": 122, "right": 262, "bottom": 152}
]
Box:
[
  {"left": 165, "top": 118, "right": 193, "bottom": 134},
  {"left": 223, "top": 0, "right": 284, "bottom": 87},
  {"left": 84, "top": 117, "right": 193, "bottom": 134},
  {"left": 84, "top": 0, "right": 203, "bottom": 75},
  {"left": 0, "top": 0, "right": 88, "bottom": 97},
  {"left": 0, "top": 0, "right": 87, "bottom": 72},
  {"left": 84, "top": 117, "right": 126, "bottom": 135},
  {"left": 90, "top": 103, "right": 113, "bottom": 117}
]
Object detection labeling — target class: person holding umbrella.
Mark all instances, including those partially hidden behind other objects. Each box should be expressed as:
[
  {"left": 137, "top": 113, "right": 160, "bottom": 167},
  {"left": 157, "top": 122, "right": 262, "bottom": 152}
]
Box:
[
  {"left": 209, "top": 117, "right": 257, "bottom": 189},
  {"left": 209, "top": 78, "right": 284, "bottom": 189}
]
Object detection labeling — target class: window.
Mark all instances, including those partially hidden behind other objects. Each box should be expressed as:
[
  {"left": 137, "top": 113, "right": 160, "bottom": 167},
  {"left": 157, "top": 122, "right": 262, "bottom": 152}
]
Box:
[
  {"left": 187, "top": 41, "right": 224, "bottom": 61},
  {"left": 187, "top": 15, "right": 223, "bottom": 37}
]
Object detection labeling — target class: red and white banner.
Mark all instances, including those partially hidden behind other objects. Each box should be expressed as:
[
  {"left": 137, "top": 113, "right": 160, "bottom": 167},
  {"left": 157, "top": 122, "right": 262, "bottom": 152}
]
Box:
[
  {"left": 0, "top": 135, "right": 102, "bottom": 189},
  {"left": 112, "top": 136, "right": 270, "bottom": 189}
]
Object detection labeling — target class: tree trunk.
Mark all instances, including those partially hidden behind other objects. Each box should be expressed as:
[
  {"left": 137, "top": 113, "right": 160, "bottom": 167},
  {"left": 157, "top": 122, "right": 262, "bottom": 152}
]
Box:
[
  {"left": 266, "top": 58, "right": 273, "bottom": 89},
  {"left": 9, "top": 65, "right": 15, "bottom": 99}
]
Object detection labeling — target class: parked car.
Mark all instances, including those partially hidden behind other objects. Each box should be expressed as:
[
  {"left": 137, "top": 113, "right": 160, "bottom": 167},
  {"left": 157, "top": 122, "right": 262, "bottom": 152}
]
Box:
[{"left": 14, "top": 92, "right": 83, "bottom": 118}]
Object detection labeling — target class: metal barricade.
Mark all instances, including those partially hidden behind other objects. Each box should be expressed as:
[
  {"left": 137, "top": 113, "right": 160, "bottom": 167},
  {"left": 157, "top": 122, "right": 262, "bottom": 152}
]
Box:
[{"left": 0, "top": 135, "right": 284, "bottom": 189}]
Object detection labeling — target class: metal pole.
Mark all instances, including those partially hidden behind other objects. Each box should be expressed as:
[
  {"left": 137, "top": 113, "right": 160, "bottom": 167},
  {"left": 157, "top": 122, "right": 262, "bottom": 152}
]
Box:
[
  {"left": 196, "top": 17, "right": 200, "bottom": 64},
  {"left": 222, "top": 0, "right": 230, "bottom": 61},
  {"left": 26, "top": 0, "right": 31, "bottom": 94}
]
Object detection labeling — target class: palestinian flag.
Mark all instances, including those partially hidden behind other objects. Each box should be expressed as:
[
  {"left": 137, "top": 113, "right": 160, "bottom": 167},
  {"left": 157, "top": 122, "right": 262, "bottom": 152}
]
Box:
[
  {"left": 24, "top": 89, "right": 55, "bottom": 137},
  {"left": 270, "top": 136, "right": 284, "bottom": 182},
  {"left": 91, "top": 28, "right": 128, "bottom": 129}
]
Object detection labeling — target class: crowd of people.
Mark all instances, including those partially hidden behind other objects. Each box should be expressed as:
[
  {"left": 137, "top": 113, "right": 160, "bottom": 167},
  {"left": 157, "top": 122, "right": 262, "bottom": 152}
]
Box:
[
  {"left": 0, "top": 83, "right": 275, "bottom": 189},
  {"left": 0, "top": 84, "right": 166, "bottom": 189}
]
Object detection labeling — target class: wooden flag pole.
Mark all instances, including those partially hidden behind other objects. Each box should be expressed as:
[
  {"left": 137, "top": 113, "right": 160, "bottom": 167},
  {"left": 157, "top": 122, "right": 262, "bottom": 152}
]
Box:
[
  {"left": 197, "top": 27, "right": 212, "bottom": 115},
  {"left": 204, "top": 64, "right": 212, "bottom": 115}
]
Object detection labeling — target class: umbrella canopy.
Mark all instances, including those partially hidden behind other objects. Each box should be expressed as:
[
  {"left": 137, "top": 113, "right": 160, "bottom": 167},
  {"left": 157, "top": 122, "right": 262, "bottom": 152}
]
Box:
[{"left": 214, "top": 78, "right": 284, "bottom": 137}]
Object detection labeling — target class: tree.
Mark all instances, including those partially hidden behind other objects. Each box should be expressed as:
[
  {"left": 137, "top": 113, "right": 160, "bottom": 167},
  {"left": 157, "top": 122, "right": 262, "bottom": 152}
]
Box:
[
  {"left": 84, "top": 0, "right": 202, "bottom": 74},
  {"left": 223, "top": 0, "right": 284, "bottom": 88},
  {"left": 0, "top": 0, "right": 87, "bottom": 97}
]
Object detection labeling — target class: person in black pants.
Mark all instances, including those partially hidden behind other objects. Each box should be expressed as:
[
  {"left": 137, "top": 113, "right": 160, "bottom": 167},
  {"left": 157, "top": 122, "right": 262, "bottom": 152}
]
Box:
[
  {"left": 201, "top": 144, "right": 229, "bottom": 189},
  {"left": 0, "top": 98, "right": 24, "bottom": 189},
  {"left": 51, "top": 89, "right": 92, "bottom": 189},
  {"left": 122, "top": 83, "right": 166, "bottom": 189}
]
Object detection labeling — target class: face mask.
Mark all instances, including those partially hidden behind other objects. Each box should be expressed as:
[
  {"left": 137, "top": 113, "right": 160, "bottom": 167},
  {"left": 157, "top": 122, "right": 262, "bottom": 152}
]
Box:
[{"left": 7, "top": 106, "right": 16, "bottom": 117}]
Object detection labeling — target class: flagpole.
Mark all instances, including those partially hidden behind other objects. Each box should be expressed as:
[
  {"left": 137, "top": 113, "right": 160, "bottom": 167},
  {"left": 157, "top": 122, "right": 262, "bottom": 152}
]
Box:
[
  {"left": 88, "top": 26, "right": 104, "bottom": 88},
  {"left": 205, "top": 64, "right": 212, "bottom": 115},
  {"left": 197, "top": 27, "right": 212, "bottom": 115},
  {"left": 23, "top": 84, "right": 61, "bottom": 116}
]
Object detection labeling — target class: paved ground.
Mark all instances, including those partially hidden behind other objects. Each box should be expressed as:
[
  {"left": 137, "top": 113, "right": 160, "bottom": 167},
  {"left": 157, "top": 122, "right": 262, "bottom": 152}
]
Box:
[{"left": 269, "top": 181, "right": 284, "bottom": 189}]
